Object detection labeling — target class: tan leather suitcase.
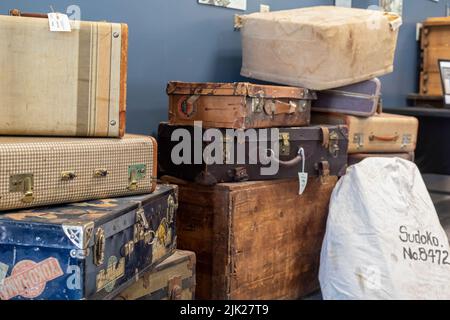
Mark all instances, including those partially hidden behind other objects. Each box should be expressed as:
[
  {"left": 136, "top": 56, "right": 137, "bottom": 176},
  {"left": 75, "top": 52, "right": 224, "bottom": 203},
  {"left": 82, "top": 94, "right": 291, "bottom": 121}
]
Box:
[
  {"left": 167, "top": 81, "right": 314, "bottom": 129},
  {"left": 114, "top": 251, "right": 196, "bottom": 301},
  {"left": 0, "top": 135, "right": 157, "bottom": 211},
  {"left": 238, "top": 6, "right": 401, "bottom": 90},
  {"left": 0, "top": 10, "right": 128, "bottom": 137},
  {"left": 312, "top": 113, "right": 419, "bottom": 154},
  {"left": 169, "top": 177, "right": 337, "bottom": 300}
]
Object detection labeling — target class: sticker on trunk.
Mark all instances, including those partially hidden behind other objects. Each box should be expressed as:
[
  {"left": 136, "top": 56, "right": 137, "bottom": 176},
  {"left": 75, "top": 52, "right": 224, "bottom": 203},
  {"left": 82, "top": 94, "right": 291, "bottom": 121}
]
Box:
[
  {"left": 178, "top": 95, "right": 199, "bottom": 118},
  {"left": 0, "top": 258, "right": 64, "bottom": 300},
  {"left": 96, "top": 256, "right": 125, "bottom": 293},
  {"left": 0, "top": 263, "right": 8, "bottom": 285}
]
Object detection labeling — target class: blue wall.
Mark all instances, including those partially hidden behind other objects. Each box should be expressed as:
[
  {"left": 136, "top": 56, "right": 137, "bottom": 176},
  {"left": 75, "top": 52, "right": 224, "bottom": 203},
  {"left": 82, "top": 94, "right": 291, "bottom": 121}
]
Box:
[
  {"left": 1, "top": 0, "right": 446, "bottom": 134},
  {"left": 0, "top": 0, "right": 332, "bottom": 135}
]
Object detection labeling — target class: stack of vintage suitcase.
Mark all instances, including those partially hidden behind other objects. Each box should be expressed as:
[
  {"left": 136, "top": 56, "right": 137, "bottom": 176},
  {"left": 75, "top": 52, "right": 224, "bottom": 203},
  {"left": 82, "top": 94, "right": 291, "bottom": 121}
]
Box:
[
  {"left": 157, "top": 6, "right": 418, "bottom": 300},
  {"left": 0, "top": 11, "right": 195, "bottom": 300}
]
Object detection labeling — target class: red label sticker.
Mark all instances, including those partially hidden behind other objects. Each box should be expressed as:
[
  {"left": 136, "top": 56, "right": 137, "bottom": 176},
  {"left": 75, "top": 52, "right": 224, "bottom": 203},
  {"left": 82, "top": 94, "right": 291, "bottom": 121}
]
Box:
[
  {"left": 0, "top": 258, "right": 64, "bottom": 300},
  {"left": 177, "top": 95, "right": 199, "bottom": 118}
]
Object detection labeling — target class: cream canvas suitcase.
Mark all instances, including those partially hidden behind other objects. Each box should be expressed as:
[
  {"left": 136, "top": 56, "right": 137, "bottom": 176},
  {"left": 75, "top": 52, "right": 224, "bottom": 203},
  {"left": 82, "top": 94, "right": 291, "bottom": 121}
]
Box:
[
  {"left": 0, "top": 135, "right": 157, "bottom": 211},
  {"left": 312, "top": 113, "right": 418, "bottom": 154},
  {"left": 238, "top": 6, "right": 402, "bottom": 90},
  {"left": 0, "top": 11, "right": 128, "bottom": 137}
]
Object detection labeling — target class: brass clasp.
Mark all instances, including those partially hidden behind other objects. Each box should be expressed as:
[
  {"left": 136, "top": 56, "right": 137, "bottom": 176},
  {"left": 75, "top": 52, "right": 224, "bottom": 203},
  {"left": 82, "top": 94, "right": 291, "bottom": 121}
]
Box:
[
  {"left": 10, "top": 174, "right": 34, "bottom": 203},
  {"left": 61, "top": 171, "right": 77, "bottom": 181},
  {"left": 128, "top": 164, "right": 147, "bottom": 191},
  {"left": 279, "top": 133, "right": 290, "bottom": 156}
]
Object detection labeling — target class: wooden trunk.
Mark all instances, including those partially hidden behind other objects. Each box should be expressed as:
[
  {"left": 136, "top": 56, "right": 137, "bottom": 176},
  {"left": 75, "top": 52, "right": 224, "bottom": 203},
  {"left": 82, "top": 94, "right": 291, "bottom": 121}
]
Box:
[
  {"left": 0, "top": 11, "right": 128, "bottom": 137},
  {"left": 114, "top": 250, "right": 196, "bottom": 301},
  {"left": 167, "top": 82, "right": 314, "bottom": 129},
  {"left": 172, "top": 177, "right": 337, "bottom": 300},
  {"left": 419, "top": 17, "right": 450, "bottom": 96}
]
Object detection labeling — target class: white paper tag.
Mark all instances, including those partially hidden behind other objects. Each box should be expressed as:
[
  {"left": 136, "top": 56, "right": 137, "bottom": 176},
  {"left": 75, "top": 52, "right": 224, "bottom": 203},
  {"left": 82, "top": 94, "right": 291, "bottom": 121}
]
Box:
[
  {"left": 0, "top": 263, "right": 8, "bottom": 285},
  {"left": 299, "top": 172, "right": 308, "bottom": 195},
  {"left": 48, "top": 13, "right": 72, "bottom": 32}
]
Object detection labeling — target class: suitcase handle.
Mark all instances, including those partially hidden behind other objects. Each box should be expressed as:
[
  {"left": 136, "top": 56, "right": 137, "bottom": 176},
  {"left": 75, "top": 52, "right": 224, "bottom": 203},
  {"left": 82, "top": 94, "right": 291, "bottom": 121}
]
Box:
[
  {"left": 267, "top": 149, "right": 303, "bottom": 167},
  {"left": 264, "top": 100, "right": 299, "bottom": 115},
  {"left": 369, "top": 134, "right": 399, "bottom": 142},
  {"left": 9, "top": 9, "right": 48, "bottom": 19}
]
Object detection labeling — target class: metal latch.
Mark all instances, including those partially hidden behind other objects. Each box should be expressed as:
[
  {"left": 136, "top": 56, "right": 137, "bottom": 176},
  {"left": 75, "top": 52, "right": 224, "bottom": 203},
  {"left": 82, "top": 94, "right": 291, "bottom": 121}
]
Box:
[
  {"left": 94, "top": 228, "right": 106, "bottom": 266},
  {"left": 329, "top": 132, "right": 340, "bottom": 158},
  {"left": 61, "top": 171, "right": 77, "bottom": 181},
  {"left": 121, "top": 240, "right": 135, "bottom": 258},
  {"left": 167, "top": 195, "right": 178, "bottom": 224},
  {"left": 134, "top": 207, "right": 155, "bottom": 245},
  {"left": 251, "top": 91, "right": 265, "bottom": 113},
  {"left": 279, "top": 133, "right": 291, "bottom": 156},
  {"left": 94, "top": 169, "right": 109, "bottom": 178},
  {"left": 128, "top": 164, "right": 147, "bottom": 191},
  {"left": 353, "top": 134, "right": 364, "bottom": 150},
  {"left": 402, "top": 134, "right": 412, "bottom": 149},
  {"left": 10, "top": 174, "right": 34, "bottom": 203}
]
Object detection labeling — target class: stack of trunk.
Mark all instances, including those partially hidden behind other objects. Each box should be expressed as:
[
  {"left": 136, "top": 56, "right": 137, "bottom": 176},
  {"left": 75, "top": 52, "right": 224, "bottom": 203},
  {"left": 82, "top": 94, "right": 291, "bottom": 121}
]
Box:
[
  {"left": 0, "top": 11, "right": 195, "bottom": 300},
  {"left": 157, "top": 6, "right": 415, "bottom": 300},
  {"left": 158, "top": 81, "right": 348, "bottom": 300}
]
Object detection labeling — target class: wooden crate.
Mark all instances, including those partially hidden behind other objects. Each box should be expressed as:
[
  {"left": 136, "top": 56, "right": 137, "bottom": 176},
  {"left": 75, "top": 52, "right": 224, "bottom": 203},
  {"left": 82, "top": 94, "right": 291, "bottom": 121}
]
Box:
[
  {"left": 173, "top": 177, "right": 337, "bottom": 300},
  {"left": 419, "top": 17, "right": 450, "bottom": 96}
]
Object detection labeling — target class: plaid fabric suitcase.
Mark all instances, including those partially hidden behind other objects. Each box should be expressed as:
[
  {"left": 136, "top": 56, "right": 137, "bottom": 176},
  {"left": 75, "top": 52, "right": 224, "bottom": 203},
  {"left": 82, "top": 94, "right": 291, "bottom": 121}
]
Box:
[
  {"left": 0, "top": 185, "right": 177, "bottom": 300},
  {"left": 312, "top": 78, "right": 381, "bottom": 117},
  {"left": 114, "top": 250, "right": 195, "bottom": 300},
  {"left": 167, "top": 81, "right": 315, "bottom": 129},
  {"left": 1, "top": 10, "right": 128, "bottom": 137},
  {"left": 0, "top": 135, "right": 157, "bottom": 211}
]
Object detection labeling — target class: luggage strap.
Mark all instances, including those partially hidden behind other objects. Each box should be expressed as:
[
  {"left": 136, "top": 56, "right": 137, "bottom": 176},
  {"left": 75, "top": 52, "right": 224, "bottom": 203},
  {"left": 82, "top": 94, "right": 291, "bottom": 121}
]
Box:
[
  {"left": 321, "top": 127, "right": 330, "bottom": 149},
  {"left": 10, "top": 9, "right": 48, "bottom": 19}
]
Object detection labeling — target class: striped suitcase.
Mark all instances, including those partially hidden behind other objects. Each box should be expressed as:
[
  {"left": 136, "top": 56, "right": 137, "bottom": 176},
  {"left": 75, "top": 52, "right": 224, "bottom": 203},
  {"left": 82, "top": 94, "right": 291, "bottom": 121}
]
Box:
[{"left": 0, "top": 10, "right": 128, "bottom": 137}]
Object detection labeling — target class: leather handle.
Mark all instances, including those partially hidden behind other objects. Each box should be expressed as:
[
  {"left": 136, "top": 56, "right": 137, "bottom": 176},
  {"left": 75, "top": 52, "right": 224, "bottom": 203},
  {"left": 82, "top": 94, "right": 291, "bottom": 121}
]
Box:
[
  {"left": 264, "top": 100, "right": 298, "bottom": 115},
  {"left": 268, "top": 149, "right": 303, "bottom": 168},
  {"left": 10, "top": 9, "right": 48, "bottom": 18},
  {"left": 369, "top": 135, "right": 399, "bottom": 142}
]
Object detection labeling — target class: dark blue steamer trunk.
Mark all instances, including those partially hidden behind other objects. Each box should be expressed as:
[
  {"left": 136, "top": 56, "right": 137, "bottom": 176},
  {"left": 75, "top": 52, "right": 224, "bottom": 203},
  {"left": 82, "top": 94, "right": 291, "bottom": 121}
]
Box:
[{"left": 0, "top": 185, "right": 177, "bottom": 300}]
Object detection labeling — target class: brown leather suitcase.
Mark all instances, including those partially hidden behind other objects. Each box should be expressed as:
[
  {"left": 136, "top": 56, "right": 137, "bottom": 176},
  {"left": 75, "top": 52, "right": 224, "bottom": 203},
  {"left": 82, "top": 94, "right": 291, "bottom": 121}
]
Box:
[
  {"left": 165, "top": 177, "right": 337, "bottom": 300},
  {"left": 348, "top": 152, "right": 415, "bottom": 166},
  {"left": 167, "top": 82, "right": 315, "bottom": 129},
  {"left": 158, "top": 122, "right": 348, "bottom": 185},
  {"left": 312, "top": 113, "right": 419, "bottom": 154}
]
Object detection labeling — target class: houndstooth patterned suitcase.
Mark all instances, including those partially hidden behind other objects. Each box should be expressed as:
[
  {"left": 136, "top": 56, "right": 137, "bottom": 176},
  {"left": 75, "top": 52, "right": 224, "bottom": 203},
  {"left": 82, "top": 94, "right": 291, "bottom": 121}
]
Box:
[{"left": 0, "top": 135, "right": 157, "bottom": 211}]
